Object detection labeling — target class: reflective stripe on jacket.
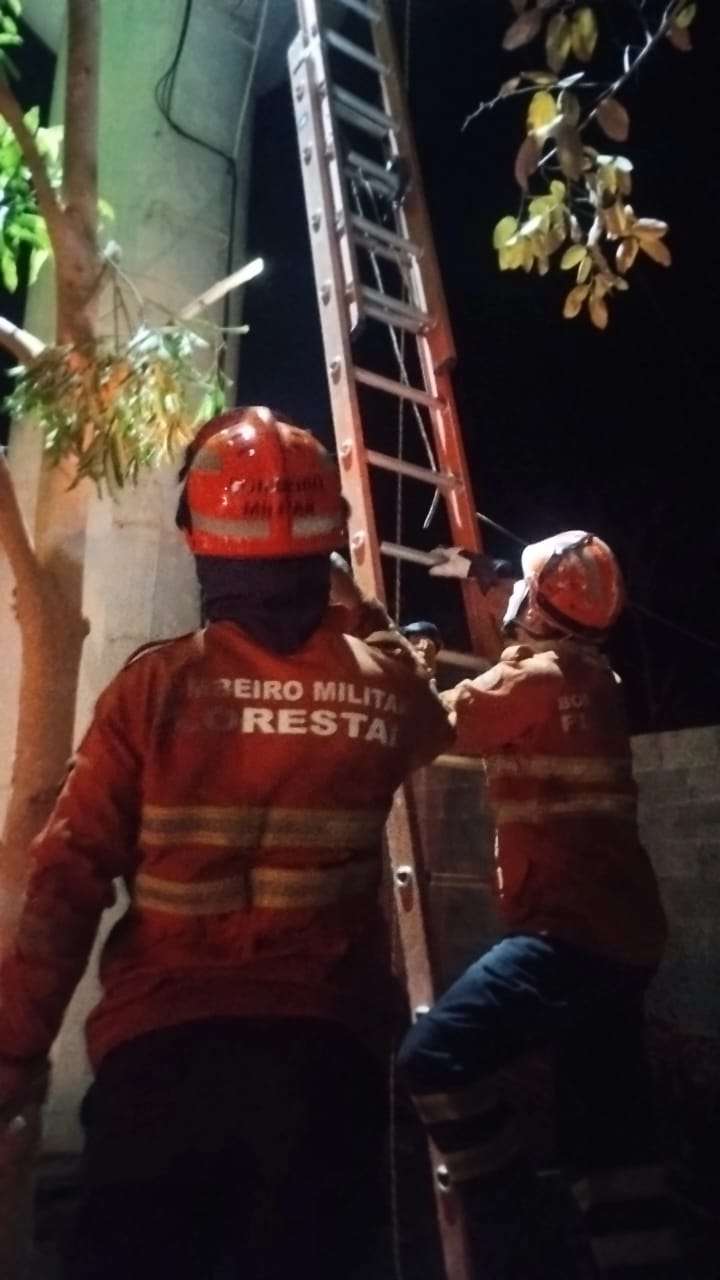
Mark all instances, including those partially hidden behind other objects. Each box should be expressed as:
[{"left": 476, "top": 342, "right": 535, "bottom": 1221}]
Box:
[
  {"left": 442, "top": 642, "right": 667, "bottom": 966},
  {"left": 0, "top": 613, "right": 452, "bottom": 1069}
]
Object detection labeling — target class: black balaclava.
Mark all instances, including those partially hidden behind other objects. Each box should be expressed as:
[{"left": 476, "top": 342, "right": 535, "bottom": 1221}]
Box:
[{"left": 195, "top": 554, "right": 331, "bottom": 655}]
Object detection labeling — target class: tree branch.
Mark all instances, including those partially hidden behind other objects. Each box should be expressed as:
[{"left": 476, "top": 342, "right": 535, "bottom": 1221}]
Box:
[
  {"left": 0, "top": 79, "right": 63, "bottom": 237},
  {"left": 0, "top": 317, "right": 44, "bottom": 364},
  {"left": 63, "top": 0, "right": 100, "bottom": 250},
  {"left": 179, "top": 258, "right": 265, "bottom": 321}
]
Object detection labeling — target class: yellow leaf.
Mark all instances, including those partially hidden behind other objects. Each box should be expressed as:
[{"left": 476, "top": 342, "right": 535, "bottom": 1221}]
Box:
[
  {"left": 550, "top": 179, "right": 567, "bottom": 200},
  {"left": 493, "top": 215, "right": 519, "bottom": 249},
  {"left": 522, "top": 240, "right": 535, "bottom": 272},
  {"left": 616, "top": 238, "right": 639, "bottom": 274},
  {"left": 589, "top": 294, "right": 609, "bottom": 329},
  {"left": 563, "top": 284, "right": 590, "bottom": 318},
  {"left": 529, "top": 195, "right": 555, "bottom": 216},
  {"left": 546, "top": 13, "right": 572, "bottom": 73},
  {"left": 632, "top": 218, "right": 669, "bottom": 240},
  {"left": 522, "top": 70, "right": 558, "bottom": 86},
  {"left": 639, "top": 238, "right": 672, "bottom": 266},
  {"left": 499, "top": 243, "right": 525, "bottom": 270},
  {"left": 577, "top": 254, "right": 593, "bottom": 283},
  {"left": 571, "top": 7, "right": 598, "bottom": 61},
  {"left": 596, "top": 97, "right": 630, "bottom": 142},
  {"left": 527, "top": 91, "right": 557, "bottom": 133},
  {"left": 560, "top": 245, "right": 587, "bottom": 269},
  {"left": 503, "top": 9, "right": 543, "bottom": 50},
  {"left": 675, "top": 3, "right": 697, "bottom": 28}
]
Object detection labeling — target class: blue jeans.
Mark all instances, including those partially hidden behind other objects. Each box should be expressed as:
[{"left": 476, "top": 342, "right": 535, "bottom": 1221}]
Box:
[{"left": 398, "top": 934, "right": 657, "bottom": 1172}]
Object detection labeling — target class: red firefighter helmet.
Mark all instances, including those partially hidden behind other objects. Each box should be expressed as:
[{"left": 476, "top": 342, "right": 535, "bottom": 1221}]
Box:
[
  {"left": 182, "top": 406, "right": 346, "bottom": 558},
  {"left": 504, "top": 531, "right": 625, "bottom": 638}
]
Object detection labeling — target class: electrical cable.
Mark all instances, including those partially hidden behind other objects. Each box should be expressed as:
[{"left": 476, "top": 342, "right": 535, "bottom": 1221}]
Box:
[{"left": 154, "top": 0, "right": 268, "bottom": 367}]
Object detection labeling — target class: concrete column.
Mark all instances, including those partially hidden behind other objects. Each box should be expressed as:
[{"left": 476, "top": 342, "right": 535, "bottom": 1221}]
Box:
[{"left": 1, "top": 0, "right": 263, "bottom": 1151}]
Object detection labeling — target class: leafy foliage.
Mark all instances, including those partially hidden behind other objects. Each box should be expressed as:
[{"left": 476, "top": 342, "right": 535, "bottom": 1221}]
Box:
[
  {"left": 0, "top": 0, "right": 236, "bottom": 493},
  {"left": 0, "top": 106, "right": 60, "bottom": 291},
  {"left": 7, "top": 326, "right": 229, "bottom": 495},
  {"left": 475, "top": 1, "right": 698, "bottom": 327},
  {"left": 0, "top": 0, "right": 23, "bottom": 79}
]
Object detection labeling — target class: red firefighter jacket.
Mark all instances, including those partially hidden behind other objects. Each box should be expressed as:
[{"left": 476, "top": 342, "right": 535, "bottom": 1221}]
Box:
[
  {"left": 0, "top": 612, "right": 452, "bottom": 1069},
  {"left": 442, "top": 641, "right": 667, "bottom": 967}
]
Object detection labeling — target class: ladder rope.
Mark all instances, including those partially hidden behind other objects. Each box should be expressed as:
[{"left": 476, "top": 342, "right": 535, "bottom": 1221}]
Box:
[{"left": 349, "top": 176, "right": 438, "bottom": 478}]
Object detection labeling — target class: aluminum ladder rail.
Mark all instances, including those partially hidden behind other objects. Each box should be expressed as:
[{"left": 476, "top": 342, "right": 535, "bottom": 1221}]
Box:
[{"left": 289, "top": 4, "right": 497, "bottom": 1274}]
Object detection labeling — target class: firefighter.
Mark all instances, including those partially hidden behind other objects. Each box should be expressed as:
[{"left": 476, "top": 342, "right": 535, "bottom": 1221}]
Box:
[
  {"left": 0, "top": 407, "right": 453, "bottom": 1280},
  {"left": 398, "top": 532, "right": 679, "bottom": 1279}
]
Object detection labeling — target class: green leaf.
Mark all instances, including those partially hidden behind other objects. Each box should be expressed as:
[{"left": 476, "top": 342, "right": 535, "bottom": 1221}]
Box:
[
  {"left": 28, "top": 245, "right": 49, "bottom": 284},
  {"left": 6, "top": 0, "right": 22, "bottom": 16},
  {"left": 493, "top": 215, "right": 519, "bottom": 249},
  {"left": 1, "top": 246, "right": 18, "bottom": 291},
  {"left": 560, "top": 245, "right": 587, "bottom": 269},
  {"left": 675, "top": 3, "right": 697, "bottom": 27}
]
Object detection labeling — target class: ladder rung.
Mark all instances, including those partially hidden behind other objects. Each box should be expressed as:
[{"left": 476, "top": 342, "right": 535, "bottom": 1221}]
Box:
[
  {"left": 363, "top": 303, "right": 427, "bottom": 335},
  {"left": 437, "top": 649, "right": 490, "bottom": 672},
  {"left": 333, "top": 86, "right": 399, "bottom": 137},
  {"left": 336, "top": 0, "right": 381, "bottom": 21},
  {"left": 346, "top": 151, "right": 401, "bottom": 198},
  {"left": 326, "top": 30, "right": 388, "bottom": 75},
  {"left": 432, "top": 753, "right": 486, "bottom": 771},
  {"left": 361, "top": 285, "right": 432, "bottom": 326},
  {"left": 366, "top": 449, "right": 458, "bottom": 490},
  {"left": 351, "top": 213, "right": 421, "bottom": 259},
  {"left": 381, "top": 541, "right": 443, "bottom": 568},
  {"left": 354, "top": 367, "right": 444, "bottom": 409}
]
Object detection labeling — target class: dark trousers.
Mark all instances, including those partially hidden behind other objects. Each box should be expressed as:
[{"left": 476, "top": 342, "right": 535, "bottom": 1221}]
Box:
[
  {"left": 61, "top": 1017, "right": 388, "bottom": 1280},
  {"left": 398, "top": 937, "right": 679, "bottom": 1278}
]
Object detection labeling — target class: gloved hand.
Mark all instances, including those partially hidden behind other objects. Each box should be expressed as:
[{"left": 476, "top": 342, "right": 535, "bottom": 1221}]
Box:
[
  {"left": 329, "top": 552, "right": 364, "bottom": 609},
  {"left": 428, "top": 547, "right": 473, "bottom": 580},
  {"left": 430, "top": 548, "right": 516, "bottom": 596},
  {"left": 0, "top": 1056, "right": 49, "bottom": 1124}
]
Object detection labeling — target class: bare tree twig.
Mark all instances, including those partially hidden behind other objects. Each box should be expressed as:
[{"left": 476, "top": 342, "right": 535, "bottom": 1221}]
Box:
[{"left": 0, "top": 318, "right": 45, "bottom": 364}]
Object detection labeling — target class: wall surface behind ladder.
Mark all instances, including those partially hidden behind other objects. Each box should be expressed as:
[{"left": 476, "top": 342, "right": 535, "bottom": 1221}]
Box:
[{"left": 415, "top": 725, "right": 720, "bottom": 1181}]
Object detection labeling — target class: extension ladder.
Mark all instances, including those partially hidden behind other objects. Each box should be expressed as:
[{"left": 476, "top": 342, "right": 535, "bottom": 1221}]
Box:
[{"left": 289, "top": 3, "right": 498, "bottom": 1274}]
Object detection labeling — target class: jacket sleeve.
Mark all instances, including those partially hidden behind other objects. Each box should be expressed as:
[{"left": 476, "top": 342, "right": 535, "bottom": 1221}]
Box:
[
  {"left": 0, "top": 672, "right": 142, "bottom": 1064},
  {"left": 406, "top": 680, "right": 455, "bottom": 771},
  {"left": 441, "top": 648, "right": 563, "bottom": 756}
]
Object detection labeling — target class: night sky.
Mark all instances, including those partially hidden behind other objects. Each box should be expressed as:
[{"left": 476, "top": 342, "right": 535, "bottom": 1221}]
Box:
[
  {"left": 2, "top": 5, "right": 718, "bottom": 735},
  {"left": 240, "top": 0, "right": 720, "bottom": 734}
]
